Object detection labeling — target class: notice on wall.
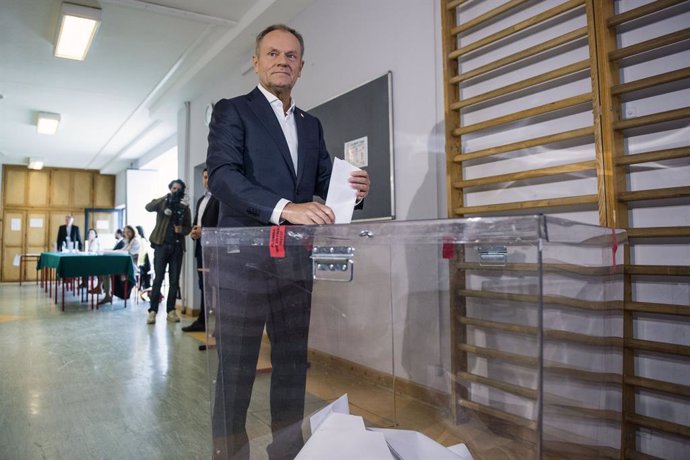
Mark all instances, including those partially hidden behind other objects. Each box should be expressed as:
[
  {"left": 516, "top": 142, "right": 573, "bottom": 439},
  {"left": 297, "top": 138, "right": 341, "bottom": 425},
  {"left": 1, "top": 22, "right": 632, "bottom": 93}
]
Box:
[
  {"left": 344, "top": 136, "right": 368, "bottom": 168},
  {"left": 11, "top": 218, "right": 21, "bottom": 231},
  {"left": 13, "top": 255, "right": 21, "bottom": 267},
  {"left": 96, "top": 219, "right": 110, "bottom": 230},
  {"left": 30, "top": 218, "right": 44, "bottom": 228}
]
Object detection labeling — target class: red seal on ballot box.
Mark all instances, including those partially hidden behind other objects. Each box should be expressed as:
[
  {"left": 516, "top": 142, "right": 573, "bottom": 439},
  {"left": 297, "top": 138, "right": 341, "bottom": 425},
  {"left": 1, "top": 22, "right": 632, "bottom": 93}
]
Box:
[{"left": 269, "top": 225, "right": 286, "bottom": 258}]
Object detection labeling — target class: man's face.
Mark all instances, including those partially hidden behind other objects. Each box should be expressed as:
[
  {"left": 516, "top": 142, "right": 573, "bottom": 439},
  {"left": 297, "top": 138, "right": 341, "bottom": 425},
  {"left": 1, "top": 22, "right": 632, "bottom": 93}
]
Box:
[
  {"left": 202, "top": 170, "right": 209, "bottom": 191},
  {"left": 170, "top": 182, "right": 182, "bottom": 194},
  {"left": 252, "top": 30, "right": 304, "bottom": 95},
  {"left": 65, "top": 216, "right": 73, "bottom": 226}
]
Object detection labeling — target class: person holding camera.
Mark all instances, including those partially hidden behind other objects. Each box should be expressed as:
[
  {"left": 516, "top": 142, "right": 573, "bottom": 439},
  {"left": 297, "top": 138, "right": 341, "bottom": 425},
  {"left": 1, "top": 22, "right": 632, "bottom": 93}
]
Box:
[{"left": 145, "top": 179, "right": 192, "bottom": 324}]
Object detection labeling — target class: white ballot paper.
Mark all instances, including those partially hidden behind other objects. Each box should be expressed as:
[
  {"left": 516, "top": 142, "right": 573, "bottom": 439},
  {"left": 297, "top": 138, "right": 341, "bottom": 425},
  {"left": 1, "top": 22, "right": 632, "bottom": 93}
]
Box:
[
  {"left": 298, "top": 393, "right": 473, "bottom": 460},
  {"left": 297, "top": 413, "right": 393, "bottom": 460},
  {"left": 326, "top": 157, "right": 360, "bottom": 224}
]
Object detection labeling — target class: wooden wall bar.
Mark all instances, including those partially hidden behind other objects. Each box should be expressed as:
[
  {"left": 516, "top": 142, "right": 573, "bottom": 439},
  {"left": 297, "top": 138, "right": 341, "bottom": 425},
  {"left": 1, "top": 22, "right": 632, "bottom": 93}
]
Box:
[{"left": 442, "top": 0, "right": 690, "bottom": 458}]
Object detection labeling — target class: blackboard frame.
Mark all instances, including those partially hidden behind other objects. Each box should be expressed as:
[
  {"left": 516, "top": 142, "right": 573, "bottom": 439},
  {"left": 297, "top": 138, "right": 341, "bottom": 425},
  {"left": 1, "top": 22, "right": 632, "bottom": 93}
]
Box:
[{"left": 308, "top": 72, "right": 395, "bottom": 221}]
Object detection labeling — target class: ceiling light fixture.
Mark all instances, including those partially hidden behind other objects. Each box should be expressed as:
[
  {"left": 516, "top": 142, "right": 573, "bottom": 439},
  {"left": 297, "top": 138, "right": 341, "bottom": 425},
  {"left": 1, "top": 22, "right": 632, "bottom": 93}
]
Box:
[
  {"left": 28, "top": 158, "right": 45, "bottom": 170},
  {"left": 37, "top": 112, "right": 61, "bottom": 135},
  {"left": 54, "top": 2, "right": 102, "bottom": 61}
]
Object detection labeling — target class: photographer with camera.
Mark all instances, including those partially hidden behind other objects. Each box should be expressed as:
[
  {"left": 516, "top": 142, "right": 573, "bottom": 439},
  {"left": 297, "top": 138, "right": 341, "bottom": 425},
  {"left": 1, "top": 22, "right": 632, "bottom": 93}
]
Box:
[{"left": 145, "top": 179, "right": 192, "bottom": 324}]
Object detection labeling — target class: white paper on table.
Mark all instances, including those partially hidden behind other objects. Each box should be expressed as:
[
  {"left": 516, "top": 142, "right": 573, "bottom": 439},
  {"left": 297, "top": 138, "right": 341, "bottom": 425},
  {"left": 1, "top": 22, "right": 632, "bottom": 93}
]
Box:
[
  {"left": 325, "top": 157, "right": 359, "bottom": 224},
  {"left": 309, "top": 393, "right": 350, "bottom": 434},
  {"left": 297, "top": 413, "right": 393, "bottom": 460}
]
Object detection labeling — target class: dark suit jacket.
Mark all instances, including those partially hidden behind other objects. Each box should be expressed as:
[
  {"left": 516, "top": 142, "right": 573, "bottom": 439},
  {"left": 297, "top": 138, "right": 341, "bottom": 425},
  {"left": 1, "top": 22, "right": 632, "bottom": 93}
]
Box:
[
  {"left": 193, "top": 193, "right": 220, "bottom": 259},
  {"left": 206, "top": 87, "right": 333, "bottom": 227},
  {"left": 56, "top": 224, "right": 82, "bottom": 251}
]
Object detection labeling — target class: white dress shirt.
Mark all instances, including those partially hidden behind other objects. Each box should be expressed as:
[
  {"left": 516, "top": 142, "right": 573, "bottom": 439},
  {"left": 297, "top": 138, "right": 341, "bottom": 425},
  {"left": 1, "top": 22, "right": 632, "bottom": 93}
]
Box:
[
  {"left": 257, "top": 84, "right": 298, "bottom": 225},
  {"left": 196, "top": 191, "right": 212, "bottom": 226}
]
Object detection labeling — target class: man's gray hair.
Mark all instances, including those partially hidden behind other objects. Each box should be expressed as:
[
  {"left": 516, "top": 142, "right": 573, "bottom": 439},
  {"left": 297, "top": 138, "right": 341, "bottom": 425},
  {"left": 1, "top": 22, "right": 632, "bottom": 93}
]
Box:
[{"left": 255, "top": 24, "right": 304, "bottom": 57}]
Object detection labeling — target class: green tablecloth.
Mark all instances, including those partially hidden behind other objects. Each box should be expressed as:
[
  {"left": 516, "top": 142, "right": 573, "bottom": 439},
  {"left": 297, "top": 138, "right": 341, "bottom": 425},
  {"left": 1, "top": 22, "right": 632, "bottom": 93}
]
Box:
[{"left": 37, "top": 252, "right": 137, "bottom": 285}]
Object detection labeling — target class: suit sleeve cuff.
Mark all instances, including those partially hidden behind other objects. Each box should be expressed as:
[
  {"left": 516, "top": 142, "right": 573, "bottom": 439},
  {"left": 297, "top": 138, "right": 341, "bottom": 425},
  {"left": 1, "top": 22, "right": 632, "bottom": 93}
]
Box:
[{"left": 270, "top": 199, "right": 291, "bottom": 225}]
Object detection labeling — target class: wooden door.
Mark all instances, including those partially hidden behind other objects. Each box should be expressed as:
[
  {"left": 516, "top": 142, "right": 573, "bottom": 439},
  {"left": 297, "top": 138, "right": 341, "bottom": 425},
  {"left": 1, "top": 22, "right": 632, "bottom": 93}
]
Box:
[
  {"left": 2, "top": 211, "right": 25, "bottom": 281},
  {"left": 25, "top": 212, "right": 48, "bottom": 281}
]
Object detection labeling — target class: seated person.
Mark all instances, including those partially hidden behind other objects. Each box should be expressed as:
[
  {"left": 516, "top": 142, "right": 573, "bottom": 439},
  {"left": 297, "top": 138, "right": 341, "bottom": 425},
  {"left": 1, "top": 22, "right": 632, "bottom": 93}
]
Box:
[
  {"left": 85, "top": 228, "right": 101, "bottom": 253},
  {"left": 90, "top": 226, "right": 141, "bottom": 304}
]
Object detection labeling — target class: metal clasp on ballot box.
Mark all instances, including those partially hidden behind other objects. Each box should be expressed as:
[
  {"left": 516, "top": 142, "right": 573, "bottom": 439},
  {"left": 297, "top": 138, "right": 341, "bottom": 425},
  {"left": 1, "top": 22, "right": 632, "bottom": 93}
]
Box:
[
  {"left": 311, "top": 246, "right": 355, "bottom": 282},
  {"left": 477, "top": 246, "right": 508, "bottom": 266}
]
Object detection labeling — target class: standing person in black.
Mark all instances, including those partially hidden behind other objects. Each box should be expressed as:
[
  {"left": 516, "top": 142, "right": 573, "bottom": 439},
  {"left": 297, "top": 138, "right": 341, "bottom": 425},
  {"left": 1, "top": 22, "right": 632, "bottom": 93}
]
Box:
[
  {"left": 206, "top": 24, "right": 370, "bottom": 459},
  {"left": 182, "top": 168, "right": 219, "bottom": 333},
  {"left": 56, "top": 214, "right": 82, "bottom": 251},
  {"left": 145, "top": 179, "right": 192, "bottom": 325}
]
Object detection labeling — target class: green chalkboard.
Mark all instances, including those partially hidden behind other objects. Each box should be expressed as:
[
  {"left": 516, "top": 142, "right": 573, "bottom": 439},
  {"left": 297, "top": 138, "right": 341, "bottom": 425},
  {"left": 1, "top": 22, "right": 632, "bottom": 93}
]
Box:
[{"left": 308, "top": 72, "right": 394, "bottom": 221}]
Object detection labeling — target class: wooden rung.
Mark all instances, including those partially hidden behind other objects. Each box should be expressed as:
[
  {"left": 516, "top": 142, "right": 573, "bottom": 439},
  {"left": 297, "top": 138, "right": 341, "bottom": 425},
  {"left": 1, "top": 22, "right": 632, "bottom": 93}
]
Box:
[
  {"left": 626, "top": 300, "right": 690, "bottom": 316},
  {"left": 450, "top": 27, "right": 588, "bottom": 84},
  {"left": 545, "top": 364, "right": 622, "bottom": 384},
  {"left": 544, "top": 403, "right": 622, "bottom": 422},
  {"left": 450, "top": 0, "right": 585, "bottom": 58},
  {"left": 452, "top": 160, "right": 596, "bottom": 189},
  {"left": 459, "top": 288, "right": 625, "bottom": 311},
  {"left": 625, "top": 264, "right": 690, "bottom": 276},
  {"left": 613, "top": 107, "right": 690, "bottom": 131},
  {"left": 611, "top": 67, "right": 690, "bottom": 97},
  {"left": 458, "top": 343, "right": 538, "bottom": 366},
  {"left": 452, "top": 0, "right": 529, "bottom": 35},
  {"left": 544, "top": 330, "right": 623, "bottom": 347},
  {"left": 627, "top": 413, "right": 690, "bottom": 438},
  {"left": 457, "top": 370, "right": 538, "bottom": 399},
  {"left": 607, "top": 0, "right": 688, "bottom": 28},
  {"left": 459, "top": 316, "right": 536, "bottom": 335},
  {"left": 616, "top": 146, "right": 690, "bottom": 165},
  {"left": 451, "top": 60, "right": 590, "bottom": 110},
  {"left": 626, "top": 226, "right": 690, "bottom": 238},
  {"left": 455, "top": 261, "right": 616, "bottom": 276},
  {"left": 627, "top": 338, "right": 690, "bottom": 357},
  {"left": 458, "top": 398, "right": 538, "bottom": 430},
  {"left": 454, "top": 194, "right": 598, "bottom": 216},
  {"left": 625, "top": 375, "right": 690, "bottom": 398},
  {"left": 609, "top": 28, "right": 690, "bottom": 62},
  {"left": 453, "top": 93, "right": 592, "bottom": 136},
  {"left": 446, "top": 0, "right": 469, "bottom": 10},
  {"left": 544, "top": 441, "right": 620, "bottom": 460},
  {"left": 460, "top": 316, "right": 623, "bottom": 347},
  {"left": 454, "top": 127, "right": 593, "bottom": 162},
  {"left": 618, "top": 186, "right": 690, "bottom": 202}
]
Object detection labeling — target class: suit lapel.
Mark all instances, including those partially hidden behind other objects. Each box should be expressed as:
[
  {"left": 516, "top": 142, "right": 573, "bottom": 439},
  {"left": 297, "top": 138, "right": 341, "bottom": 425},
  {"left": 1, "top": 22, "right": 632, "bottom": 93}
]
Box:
[{"left": 247, "top": 88, "right": 296, "bottom": 179}]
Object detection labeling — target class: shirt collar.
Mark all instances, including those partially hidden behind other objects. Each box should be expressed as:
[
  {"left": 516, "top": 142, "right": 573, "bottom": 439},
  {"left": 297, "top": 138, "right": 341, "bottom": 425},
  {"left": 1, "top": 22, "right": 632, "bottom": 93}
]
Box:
[{"left": 257, "top": 84, "right": 295, "bottom": 115}]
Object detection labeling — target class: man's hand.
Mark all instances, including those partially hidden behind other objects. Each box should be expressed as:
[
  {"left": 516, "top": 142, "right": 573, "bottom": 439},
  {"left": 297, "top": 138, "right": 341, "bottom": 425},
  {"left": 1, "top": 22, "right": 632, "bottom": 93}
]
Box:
[
  {"left": 281, "top": 202, "right": 335, "bottom": 225},
  {"left": 190, "top": 225, "right": 202, "bottom": 240},
  {"left": 349, "top": 170, "right": 370, "bottom": 201}
]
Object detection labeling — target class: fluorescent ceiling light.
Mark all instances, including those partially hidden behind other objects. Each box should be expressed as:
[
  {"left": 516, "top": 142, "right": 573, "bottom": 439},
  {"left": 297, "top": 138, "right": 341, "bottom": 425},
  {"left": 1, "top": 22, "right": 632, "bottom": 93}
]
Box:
[
  {"left": 28, "top": 158, "right": 45, "bottom": 170},
  {"left": 37, "top": 112, "right": 61, "bottom": 135},
  {"left": 54, "top": 3, "right": 101, "bottom": 61}
]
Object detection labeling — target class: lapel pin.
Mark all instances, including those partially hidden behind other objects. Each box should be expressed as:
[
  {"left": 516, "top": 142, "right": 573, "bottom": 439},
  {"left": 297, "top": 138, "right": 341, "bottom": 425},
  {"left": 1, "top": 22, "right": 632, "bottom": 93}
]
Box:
[{"left": 300, "top": 112, "right": 304, "bottom": 118}]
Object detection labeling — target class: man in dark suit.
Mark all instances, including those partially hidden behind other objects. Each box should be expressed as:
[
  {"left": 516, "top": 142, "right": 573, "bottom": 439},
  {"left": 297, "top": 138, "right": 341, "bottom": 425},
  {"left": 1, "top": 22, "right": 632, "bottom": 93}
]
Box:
[
  {"left": 206, "top": 24, "right": 370, "bottom": 460},
  {"left": 56, "top": 214, "right": 82, "bottom": 252},
  {"left": 182, "top": 167, "right": 219, "bottom": 333}
]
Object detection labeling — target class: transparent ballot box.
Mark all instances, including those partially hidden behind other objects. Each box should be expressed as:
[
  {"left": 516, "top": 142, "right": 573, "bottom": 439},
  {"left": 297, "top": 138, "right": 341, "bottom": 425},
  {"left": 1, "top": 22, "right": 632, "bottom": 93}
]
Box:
[{"left": 202, "top": 216, "right": 626, "bottom": 459}]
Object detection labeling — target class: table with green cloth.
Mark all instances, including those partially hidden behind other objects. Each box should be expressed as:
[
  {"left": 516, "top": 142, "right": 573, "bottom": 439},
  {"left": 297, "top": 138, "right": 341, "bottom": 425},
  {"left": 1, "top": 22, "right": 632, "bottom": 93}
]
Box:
[{"left": 37, "top": 252, "right": 137, "bottom": 310}]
